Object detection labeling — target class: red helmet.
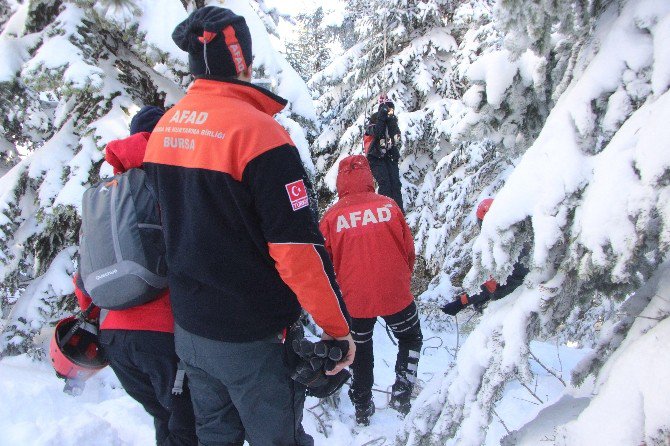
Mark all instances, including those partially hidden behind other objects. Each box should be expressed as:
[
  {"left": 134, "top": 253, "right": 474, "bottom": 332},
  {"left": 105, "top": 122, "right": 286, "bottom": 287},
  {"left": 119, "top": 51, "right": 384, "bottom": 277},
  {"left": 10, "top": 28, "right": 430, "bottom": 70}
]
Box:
[
  {"left": 476, "top": 198, "right": 494, "bottom": 221},
  {"left": 50, "top": 316, "right": 108, "bottom": 385}
]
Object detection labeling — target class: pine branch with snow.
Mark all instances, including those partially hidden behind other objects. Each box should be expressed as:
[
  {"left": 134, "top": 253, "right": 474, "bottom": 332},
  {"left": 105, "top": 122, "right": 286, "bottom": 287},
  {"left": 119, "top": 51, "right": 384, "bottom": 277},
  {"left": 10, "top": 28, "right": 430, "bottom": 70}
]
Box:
[
  {"left": 0, "top": 0, "right": 316, "bottom": 358},
  {"left": 401, "top": 1, "right": 670, "bottom": 444}
]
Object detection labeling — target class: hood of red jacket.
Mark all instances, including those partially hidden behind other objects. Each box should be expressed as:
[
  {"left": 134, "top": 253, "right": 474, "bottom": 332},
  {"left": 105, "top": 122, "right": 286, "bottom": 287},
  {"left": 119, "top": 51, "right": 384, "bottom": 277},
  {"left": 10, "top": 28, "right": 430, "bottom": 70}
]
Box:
[
  {"left": 105, "top": 132, "right": 150, "bottom": 174},
  {"left": 336, "top": 155, "right": 375, "bottom": 198}
]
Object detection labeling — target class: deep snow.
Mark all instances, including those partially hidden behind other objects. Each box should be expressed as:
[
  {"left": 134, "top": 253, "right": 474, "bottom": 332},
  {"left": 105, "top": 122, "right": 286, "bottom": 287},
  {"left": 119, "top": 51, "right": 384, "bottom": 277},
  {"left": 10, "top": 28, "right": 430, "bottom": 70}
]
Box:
[{"left": 0, "top": 315, "right": 588, "bottom": 445}]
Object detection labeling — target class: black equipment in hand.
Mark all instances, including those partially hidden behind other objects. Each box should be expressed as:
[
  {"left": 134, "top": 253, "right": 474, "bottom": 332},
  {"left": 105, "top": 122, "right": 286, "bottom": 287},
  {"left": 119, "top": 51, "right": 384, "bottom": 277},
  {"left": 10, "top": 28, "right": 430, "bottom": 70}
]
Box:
[{"left": 290, "top": 338, "right": 351, "bottom": 398}]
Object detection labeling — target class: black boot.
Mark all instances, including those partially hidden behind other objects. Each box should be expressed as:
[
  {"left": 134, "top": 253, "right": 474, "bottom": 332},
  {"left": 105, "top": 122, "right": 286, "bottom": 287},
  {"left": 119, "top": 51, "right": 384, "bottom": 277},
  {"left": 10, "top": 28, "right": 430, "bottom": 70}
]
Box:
[
  {"left": 389, "top": 376, "right": 412, "bottom": 415},
  {"left": 349, "top": 389, "right": 375, "bottom": 426}
]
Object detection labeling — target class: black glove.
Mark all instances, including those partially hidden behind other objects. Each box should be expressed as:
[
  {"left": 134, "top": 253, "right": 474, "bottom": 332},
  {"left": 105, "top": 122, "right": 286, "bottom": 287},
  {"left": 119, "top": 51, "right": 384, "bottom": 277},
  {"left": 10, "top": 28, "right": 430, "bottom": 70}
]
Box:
[
  {"left": 292, "top": 361, "right": 328, "bottom": 388},
  {"left": 387, "top": 146, "right": 400, "bottom": 163},
  {"left": 441, "top": 298, "right": 465, "bottom": 316}
]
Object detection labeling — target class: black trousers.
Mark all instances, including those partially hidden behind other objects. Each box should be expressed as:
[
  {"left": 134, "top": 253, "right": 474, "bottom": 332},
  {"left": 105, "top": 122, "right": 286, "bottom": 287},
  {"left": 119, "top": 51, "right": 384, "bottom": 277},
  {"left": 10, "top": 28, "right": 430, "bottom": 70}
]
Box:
[
  {"left": 349, "top": 302, "right": 422, "bottom": 403},
  {"left": 174, "top": 324, "right": 313, "bottom": 446},
  {"left": 100, "top": 330, "right": 197, "bottom": 446},
  {"left": 368, "top": 155, "right": 404, "bottom": 213}
]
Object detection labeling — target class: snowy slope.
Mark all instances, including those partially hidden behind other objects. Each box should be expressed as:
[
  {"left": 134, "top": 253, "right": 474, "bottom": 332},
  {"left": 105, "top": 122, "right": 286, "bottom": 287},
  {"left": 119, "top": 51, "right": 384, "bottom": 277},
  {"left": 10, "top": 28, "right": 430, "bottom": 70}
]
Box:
[
  {"left": 0, "top": 318, "right": 589, "bottom": 446},
  {"left": 506, "top": 262, "right": 670, "bottom": 445}
]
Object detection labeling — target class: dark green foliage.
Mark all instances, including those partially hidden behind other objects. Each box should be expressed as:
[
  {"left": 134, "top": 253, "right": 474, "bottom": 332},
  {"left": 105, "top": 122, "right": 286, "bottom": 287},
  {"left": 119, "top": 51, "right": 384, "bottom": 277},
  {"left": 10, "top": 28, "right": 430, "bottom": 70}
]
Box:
[
  {"left": 0, "top": 0, "right": 13, "bottom": 28},
  {"left": 115, "top": 60, "right": 166, "bottom": 107},
  {"left": 498, "top": 0, "right": 617, "bottom": 55},
  {"left": 25, "top": 0, "right": 63, "bottom": 34},
  {"left": 34, "top": 206, "right": 80, "bottom": 276}
]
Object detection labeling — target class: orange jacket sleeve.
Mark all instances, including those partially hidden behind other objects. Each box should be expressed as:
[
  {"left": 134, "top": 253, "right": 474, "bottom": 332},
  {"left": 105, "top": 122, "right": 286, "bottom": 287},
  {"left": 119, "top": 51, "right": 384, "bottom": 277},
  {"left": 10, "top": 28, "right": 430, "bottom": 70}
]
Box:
[{"left": 268, "top": 243, "right": 349, "bottom": 338}]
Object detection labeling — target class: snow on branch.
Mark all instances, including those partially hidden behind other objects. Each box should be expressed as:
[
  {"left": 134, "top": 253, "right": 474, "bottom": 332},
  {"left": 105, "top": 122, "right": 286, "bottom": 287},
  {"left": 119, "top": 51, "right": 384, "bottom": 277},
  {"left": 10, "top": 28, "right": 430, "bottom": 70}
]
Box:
[{"left": 402, "top": 1, "right": 670, "bottom": 444}]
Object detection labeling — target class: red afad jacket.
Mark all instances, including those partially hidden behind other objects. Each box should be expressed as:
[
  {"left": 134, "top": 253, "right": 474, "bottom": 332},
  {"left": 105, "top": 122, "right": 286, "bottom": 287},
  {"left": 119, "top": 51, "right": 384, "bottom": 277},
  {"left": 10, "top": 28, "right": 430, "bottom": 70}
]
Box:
[
  {"left": 320, "top": 155, "right": 415, "bottom": 318},
  {"left": 74, "top": 132, "right": 174, "bottom": 333}
]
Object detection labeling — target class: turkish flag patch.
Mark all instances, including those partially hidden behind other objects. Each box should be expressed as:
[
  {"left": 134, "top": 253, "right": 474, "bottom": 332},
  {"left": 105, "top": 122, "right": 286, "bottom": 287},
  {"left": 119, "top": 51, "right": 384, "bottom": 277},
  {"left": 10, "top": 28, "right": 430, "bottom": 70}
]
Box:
[{"left": 285, "top": 179, "right": 309, "bottom": 211}]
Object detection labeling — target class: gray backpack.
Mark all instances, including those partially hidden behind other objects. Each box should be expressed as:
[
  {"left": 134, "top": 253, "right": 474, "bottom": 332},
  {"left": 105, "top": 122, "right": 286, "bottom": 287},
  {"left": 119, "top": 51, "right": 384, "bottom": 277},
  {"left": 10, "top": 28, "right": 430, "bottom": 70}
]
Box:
[{"left": 79, "top": 168, "right": 168, "bottom": 310}]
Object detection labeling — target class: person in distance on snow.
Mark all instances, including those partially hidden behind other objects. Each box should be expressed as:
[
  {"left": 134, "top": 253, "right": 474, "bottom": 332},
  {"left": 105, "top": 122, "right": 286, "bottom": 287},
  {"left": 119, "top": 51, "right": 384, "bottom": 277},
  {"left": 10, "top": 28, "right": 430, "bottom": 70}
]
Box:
[
  {"left": 320, "top": 155, "right": 422, "bottom": 425},
  {"left": 441, "top": 198, "right": 530, "bottom": 316},
  {"left": 74, "top": 106, "right": 197, "bottom": 446},
  {"left": 143, "top": 7, "right": 354, "bottom": 446},
  {"left": 364, "top": 94, "right": 404, "bottom": 213}
]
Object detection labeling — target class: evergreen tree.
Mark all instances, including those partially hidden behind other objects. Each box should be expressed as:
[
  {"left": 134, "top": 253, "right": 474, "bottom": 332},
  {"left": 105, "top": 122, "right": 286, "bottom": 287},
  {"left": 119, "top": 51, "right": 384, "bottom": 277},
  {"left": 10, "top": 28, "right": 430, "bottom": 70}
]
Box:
[
  {"left": 401, "top": 0, "right": 670, "bottom": 443},
  {"left": 284, "top": 7, "right": 331, "bottom": 82},
  {"left": 0, "top": 1, "right": 12, "bottom": 25},
  {"left": 311, "top": 0, "right": 555, "bottom": 309},
  {"left": 310, "top": 0, "right": 457, "bottom": 214}
]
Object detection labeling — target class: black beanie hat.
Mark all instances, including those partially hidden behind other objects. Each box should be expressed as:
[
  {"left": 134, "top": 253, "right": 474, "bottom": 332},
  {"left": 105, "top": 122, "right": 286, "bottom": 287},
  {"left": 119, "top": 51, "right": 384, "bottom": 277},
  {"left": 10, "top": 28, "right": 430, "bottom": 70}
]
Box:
[
  {"left": 172, "top": 6, "right": 252, "bottom": 78},
  {"left": 130, "top": 106, "right": 165, "bottom": 135}
]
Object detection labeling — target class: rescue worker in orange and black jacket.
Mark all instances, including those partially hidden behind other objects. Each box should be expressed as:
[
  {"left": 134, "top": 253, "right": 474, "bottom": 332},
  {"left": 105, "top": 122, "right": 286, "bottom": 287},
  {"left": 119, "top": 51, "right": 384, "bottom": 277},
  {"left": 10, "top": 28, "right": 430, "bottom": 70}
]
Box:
[{"left": 143, "top": 7, "right": 353, "bottom": 446}]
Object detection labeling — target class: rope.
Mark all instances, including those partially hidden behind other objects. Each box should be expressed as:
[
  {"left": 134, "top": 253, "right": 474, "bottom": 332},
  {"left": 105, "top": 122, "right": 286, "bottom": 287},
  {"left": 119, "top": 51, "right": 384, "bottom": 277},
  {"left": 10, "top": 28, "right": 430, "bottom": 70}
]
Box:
[
  {"left": 361, "top": 7, "right": 390, "bottom": 153},
  {"left": 380, "top": 320, "right": 398, "bottom": 346},
  {"left": 454, "top": 313, "right": 460, "bottom": 358},
  {"left": 362, "top": 57, "right": 372, "bottom": 153},
  {"left": 203, "top": 40, "right": 211, "bottom": 75},
  {"left": 383, "top": 8, "right": 388, "bottom": 66},
  {"left": 421, "top": 336, "right": 444, "bottom": 355},
  {"left": 361, "top": 437, "right": 387, "bottom": 446}
]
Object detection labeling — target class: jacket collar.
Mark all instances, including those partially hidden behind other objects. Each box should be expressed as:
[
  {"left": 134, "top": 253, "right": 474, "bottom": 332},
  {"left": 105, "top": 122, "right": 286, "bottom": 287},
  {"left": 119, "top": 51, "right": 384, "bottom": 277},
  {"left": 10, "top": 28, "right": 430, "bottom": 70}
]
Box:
[{"left": 188, "top": 77, "right": 287, "bottom": 116}]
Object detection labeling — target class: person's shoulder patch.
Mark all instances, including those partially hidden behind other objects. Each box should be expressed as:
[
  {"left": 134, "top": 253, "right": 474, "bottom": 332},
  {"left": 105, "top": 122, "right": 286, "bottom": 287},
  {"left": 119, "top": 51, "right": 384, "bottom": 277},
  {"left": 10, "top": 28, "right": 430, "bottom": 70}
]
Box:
[{"left": 285, "top": 179, "right": 309, "bottom": 211}]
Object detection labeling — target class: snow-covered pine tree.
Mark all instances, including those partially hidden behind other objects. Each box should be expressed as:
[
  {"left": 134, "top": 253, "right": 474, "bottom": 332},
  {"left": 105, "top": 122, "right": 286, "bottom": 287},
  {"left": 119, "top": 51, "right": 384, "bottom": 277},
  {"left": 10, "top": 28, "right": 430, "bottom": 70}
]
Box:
[
  {"left": 0, "top": 0, "right": 315, "bottom": 359},
  {"left": 311, "top": 0, "right": 556, "bottom": 318},
  {"left": 309, "top": 0, "right": 459, "bottom": 297},
  {"left": 401, "top": 0, "right": 670, "bottom": 444},
  {"left": 0, "top": 1, "right": 12, "bottom": 25},
  {"left": 408, "top": 0, "right": 553, "bottom": 317},
  {"left": 284, "top": 7, "right": 332, "bottom": 83},
  {"left": 0, "top": 0, "right": 188, "bottom": 358}
]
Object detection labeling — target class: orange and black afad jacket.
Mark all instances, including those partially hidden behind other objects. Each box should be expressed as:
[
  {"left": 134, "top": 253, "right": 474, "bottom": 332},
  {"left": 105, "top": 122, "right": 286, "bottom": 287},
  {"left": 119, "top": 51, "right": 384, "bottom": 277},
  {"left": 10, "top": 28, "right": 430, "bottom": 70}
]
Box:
[{"left": 144, "top": 78, "right": 350, "bottom": 342}]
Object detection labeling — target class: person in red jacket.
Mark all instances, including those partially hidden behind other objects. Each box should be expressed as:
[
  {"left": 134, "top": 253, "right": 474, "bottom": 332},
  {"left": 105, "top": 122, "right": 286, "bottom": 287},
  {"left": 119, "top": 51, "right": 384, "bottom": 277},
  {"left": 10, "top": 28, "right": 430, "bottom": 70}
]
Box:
[
  {"left": 320, "top": 155, "right": 422, "bottom": 425},
  {"left": 440, "top": 198, "right": 530, "bottom": 316},
  {"left": 74, "top": 106, "right": 197, "bottom": 446}
]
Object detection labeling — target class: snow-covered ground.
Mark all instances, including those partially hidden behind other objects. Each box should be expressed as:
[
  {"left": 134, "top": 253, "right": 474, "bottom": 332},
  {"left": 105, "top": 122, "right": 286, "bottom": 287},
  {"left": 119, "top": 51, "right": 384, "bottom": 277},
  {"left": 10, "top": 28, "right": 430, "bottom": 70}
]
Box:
[{"left": 0, "top": 315, "right": 589, "bottom": 446}]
